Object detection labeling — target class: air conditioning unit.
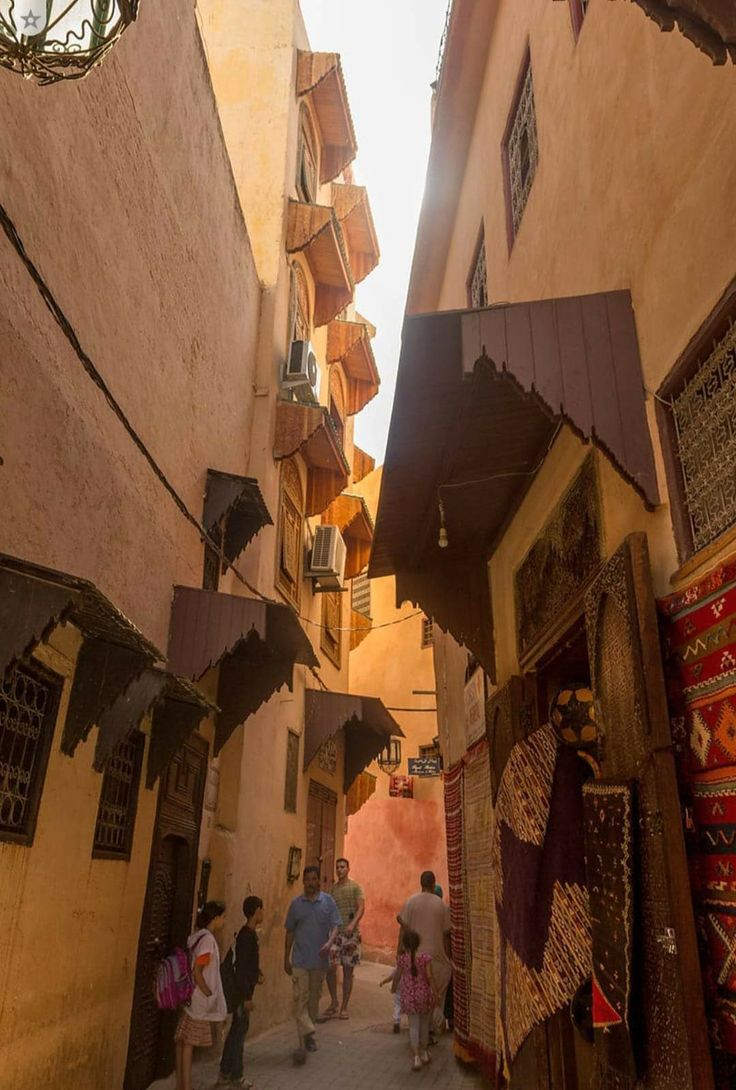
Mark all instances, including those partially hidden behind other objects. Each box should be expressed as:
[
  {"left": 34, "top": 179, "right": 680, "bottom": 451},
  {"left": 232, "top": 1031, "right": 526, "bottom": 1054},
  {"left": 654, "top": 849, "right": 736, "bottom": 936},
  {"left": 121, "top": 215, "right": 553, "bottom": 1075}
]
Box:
[
  {"left": 283, "top": 340, "right": 318, "bottom": 402},
  {"left": 306, "top": 525, "right": 347, "bottom": 590}
]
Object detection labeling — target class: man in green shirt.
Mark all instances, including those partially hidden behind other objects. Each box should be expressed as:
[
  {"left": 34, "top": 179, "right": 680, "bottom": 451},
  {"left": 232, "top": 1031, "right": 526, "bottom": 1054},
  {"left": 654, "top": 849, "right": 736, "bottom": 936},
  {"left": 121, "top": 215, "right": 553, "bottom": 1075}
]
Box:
[{"left": 322, "top": 857, "right": 365, "bottom": 1020}]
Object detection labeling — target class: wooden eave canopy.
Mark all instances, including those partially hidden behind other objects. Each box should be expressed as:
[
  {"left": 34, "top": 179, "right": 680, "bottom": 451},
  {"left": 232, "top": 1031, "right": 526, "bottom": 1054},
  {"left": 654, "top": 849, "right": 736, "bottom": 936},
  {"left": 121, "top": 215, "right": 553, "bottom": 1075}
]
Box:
[
  {"left": 94, "top": 667, "right": 216, "bottom": 783},
  {"left": 322, "top": 493, "right": 374, "bottom": 579},
  {"left": 167, "top": 586, "right": 318, "bottom": 754},
  {"left": 273, "top": 399, "right": 351, "bottom": 516},
  {"left": 203, "top": 470, "right": 272, "bottom": 563},
  {"left": 352, "top": 446, "right": 376, "bottom": 484},
  {"left": 371, "top": 291, "right": 660, "bottom": 678},
  {"left": 287, "top": 201, "right": 354, "bottom": 326},
  {"left": 0, "top": 553, "right": 165, "bottom": 756},
  {"left": 626, "top": 0, "right": 736, "bottom": 63},
  {"left": 303, "top": 690, "right": 404, "bottom": 791},
  {"left": 331, "top": 183, "right": 380, "bottom": 284},
  {"left": 327, "top": 319, "right": 380, "bottom": 415},
  {"left": 296, "top": 51, "right": 358, "bottom": 182}
]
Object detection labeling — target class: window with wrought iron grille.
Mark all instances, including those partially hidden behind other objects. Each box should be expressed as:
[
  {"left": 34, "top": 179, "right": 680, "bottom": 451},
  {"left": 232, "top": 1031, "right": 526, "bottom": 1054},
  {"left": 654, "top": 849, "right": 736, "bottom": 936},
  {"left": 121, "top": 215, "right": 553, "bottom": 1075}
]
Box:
[
  {"left": 351, "top": 572, "right": 371, "bottom": 618},
  {"left": 468, "top": 229, "right": 488, "bottom": 309},
  {"left": 0, "top": 662, "right": 60, "bottom": 845},
  {"left": 421, "top": 616, "right": 434, "bottom": 649},
  {"left": 503, "top": 58, "right": 539, "bottom": 242},
  {"left": 284, "top": 730, "right": 300, "bottom": 813},
  {"left": 92, "top": 730, "right": 145, "bottom": 859},
  {"left": 276, "top": 460, "right": 304, "bottom": 608},
  {"left": 666, "top": 317, "right": 736, "bottom": 555},
  {"left": 321, "top": 589, "right": 343, "bottom": 667}
]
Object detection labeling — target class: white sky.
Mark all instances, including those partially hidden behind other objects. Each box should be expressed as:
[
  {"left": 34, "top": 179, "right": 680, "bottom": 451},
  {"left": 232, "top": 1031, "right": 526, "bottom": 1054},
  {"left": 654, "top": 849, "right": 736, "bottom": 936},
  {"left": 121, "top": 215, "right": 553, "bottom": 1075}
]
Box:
[{"left": 299, "top": 0, "right": 450, "bottom": 463}]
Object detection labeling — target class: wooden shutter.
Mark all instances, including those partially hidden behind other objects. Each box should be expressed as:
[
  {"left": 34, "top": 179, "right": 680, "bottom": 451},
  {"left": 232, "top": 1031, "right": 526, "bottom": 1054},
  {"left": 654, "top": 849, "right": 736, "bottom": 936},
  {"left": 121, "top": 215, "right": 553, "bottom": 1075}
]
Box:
[{"left": 585, "top": 533, "right": 713, "bottom": 1090}]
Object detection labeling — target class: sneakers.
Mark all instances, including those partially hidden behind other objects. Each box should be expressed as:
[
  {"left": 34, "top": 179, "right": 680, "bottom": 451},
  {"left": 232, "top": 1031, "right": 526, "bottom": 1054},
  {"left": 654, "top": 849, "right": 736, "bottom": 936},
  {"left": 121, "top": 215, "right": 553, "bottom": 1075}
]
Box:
[
  {"left": 420, "top": 1050, "right": 431, "bottom": 1065},
  {"left": 412, "top": 1056, "right": 423, "bottom": 1072},
  {"left": 392, "top": 1021, "right": 400, "bottom": 1034},
  {"left": 304, "top": 1033, "right": 318, "bottom": 1053}
]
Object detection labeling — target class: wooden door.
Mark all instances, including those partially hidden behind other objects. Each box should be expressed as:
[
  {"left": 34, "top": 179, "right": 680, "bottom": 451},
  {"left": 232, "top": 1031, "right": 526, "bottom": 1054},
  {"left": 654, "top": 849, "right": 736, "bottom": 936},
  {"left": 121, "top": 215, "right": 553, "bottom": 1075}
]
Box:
[
  {"left": 585, "top": 534, "right": 713, "bottom": 1090},
  {"left": 306, "top": 780, "right": 338, "bottom": 890},
  {"left": 124, "top": 734, "right": 208, "bottom": 1090}
]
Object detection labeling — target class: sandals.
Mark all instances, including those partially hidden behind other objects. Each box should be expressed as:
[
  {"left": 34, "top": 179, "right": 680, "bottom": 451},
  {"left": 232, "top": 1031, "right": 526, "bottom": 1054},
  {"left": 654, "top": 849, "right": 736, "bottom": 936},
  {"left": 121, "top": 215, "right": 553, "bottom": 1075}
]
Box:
[{"left": 338, "top": 1011, "right": 350, "bottom": 1020}]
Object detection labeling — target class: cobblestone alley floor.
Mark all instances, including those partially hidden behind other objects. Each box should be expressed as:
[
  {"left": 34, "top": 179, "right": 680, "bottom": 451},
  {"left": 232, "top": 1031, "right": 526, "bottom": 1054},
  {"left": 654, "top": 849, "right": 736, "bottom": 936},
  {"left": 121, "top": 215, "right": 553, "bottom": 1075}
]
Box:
[{"left": 151, "top": 962, "right": 486, "bottom": 1090}]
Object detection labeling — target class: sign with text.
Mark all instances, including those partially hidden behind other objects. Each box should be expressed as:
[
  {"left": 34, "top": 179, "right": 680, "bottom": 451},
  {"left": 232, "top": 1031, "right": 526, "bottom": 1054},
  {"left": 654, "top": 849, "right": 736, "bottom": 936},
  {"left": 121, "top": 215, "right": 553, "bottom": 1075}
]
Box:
[
  {"left": 389, "top": 774, "right": 413, "bottom": 798},
  {"left": 464, "top": 667, "right": 487, "bottom": 746},
  {"left": 408, "top": 756, "right": 442, "bottom": 778}
]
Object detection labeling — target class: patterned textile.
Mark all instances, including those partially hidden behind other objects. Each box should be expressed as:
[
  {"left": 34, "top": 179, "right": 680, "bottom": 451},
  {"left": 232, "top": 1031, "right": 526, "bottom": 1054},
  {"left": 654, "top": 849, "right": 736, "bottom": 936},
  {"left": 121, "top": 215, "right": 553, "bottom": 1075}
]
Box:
[
  {"left": 463, "top": 739, "right": 497, "bottom": 1079},
  {"left": 493, "top": 723, "right": 591, "bottom": 1071},
  {"left": 444, "top": 759, "right": 472, "bottom": 1059},
  {"left": 398, "top": 951, "right": 435, "bottom": 1015},
  {"left": 660, "top": 555, "right": 736, "bottom": 1090},
  {"left": 583, "top": 781, "right": 636, "bottom": 1080}
]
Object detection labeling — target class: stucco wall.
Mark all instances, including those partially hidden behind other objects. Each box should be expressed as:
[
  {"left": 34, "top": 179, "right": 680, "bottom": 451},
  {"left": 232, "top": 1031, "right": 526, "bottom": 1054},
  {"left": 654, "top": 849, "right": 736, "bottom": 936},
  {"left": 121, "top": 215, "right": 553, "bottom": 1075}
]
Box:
[
  {"left": 0, "top": 2, "right": 262, "bottom": 1086},
  {"left": 0, "top": 0, "right": 261, "bottom": 653}
]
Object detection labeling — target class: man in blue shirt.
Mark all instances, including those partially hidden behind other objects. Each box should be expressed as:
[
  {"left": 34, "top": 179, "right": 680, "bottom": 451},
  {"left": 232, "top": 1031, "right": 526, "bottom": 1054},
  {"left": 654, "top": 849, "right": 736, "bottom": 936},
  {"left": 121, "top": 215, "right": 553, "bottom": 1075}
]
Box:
[{"left": 284, "top": 865, "right": 340, "bottom": 1057}]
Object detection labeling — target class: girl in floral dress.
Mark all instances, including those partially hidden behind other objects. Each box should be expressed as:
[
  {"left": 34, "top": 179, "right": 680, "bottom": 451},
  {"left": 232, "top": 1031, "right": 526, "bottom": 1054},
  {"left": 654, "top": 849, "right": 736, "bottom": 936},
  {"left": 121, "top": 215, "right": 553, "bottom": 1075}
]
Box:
[{"left": 392, "top": 929, "right": 439, "bottom": 1071}]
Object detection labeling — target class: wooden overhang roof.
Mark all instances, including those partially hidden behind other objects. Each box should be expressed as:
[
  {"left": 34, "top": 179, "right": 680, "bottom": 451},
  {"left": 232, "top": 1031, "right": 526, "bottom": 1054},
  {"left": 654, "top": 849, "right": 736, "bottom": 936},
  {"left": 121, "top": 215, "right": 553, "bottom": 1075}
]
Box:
[
  {"left": 203, "top": 470, "right": 272, "bottom": 563},
  {"left": 370, "top": 291, "right": 659, "bottom": 679},
  {"left": 303, "top": 690, "right": 404, "bottom": 792},
  {"left": 274, "top": 399, "right": 351, "bottom": 516},
  {"left": 286, "top": 201, "right": 354, "bottom": 326},
  {"left": 94, "top": 667, "right": 216, "bottom": 782},
  {"left": 331, "top": 183, "right": 380, "bottom": 284},
  {"left": 326, "top": 318, "right": 380, "bottom": 415},
  {"left": 322, "top": 492, "right": 374, "bottom": 579},
  {"left": 352, "top": 445, "right": 376, "bottom": 484},
  {"left": 296, "top": 51, "right": 358, "bottom": 182},
  {"left": 0, "top": 552, "right": 164, "bottom": 756},
  {"left": 627, "top": 0, "right": 735, "bottom": 63},
  {"left": 167, "top": 586, "right": 318, "bottom": 754}
]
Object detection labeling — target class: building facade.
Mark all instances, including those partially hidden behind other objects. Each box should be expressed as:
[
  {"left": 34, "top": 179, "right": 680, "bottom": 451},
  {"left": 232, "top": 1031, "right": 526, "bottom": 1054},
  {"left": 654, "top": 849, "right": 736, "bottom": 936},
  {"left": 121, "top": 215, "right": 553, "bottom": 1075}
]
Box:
[
  {"left": 0, "top": 1, "right": 386, "bottom": 1087},
  {"left": 372, "top": 1, "right": 736, "bottom": 1088}
]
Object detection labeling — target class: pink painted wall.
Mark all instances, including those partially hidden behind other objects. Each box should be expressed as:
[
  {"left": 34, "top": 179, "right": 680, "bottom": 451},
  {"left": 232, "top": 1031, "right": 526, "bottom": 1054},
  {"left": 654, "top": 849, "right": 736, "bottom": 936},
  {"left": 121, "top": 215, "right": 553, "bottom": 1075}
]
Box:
[{"left": 345, "top": 795, "right": 449, "bottom": 963}]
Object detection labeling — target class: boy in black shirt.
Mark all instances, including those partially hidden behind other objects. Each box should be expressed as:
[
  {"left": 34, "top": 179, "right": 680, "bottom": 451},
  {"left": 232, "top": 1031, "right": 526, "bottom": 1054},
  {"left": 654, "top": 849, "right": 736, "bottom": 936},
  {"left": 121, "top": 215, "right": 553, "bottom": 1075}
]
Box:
[{"left": 218, "top": 896, "right": 264, "bottom": 1088}]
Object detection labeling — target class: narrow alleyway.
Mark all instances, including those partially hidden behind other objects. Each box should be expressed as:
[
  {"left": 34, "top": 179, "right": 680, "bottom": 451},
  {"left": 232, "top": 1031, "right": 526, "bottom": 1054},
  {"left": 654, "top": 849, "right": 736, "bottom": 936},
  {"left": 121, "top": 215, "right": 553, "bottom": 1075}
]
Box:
[{"left": 151, "top": 963, "right": 485, "bottom": 1090}]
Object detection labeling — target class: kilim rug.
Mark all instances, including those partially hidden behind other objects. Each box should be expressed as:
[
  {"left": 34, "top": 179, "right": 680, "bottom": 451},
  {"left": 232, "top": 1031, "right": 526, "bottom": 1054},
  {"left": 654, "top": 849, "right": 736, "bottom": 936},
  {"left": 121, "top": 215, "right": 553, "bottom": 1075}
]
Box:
[
  {"left": 660, "top": 555, "right": 736, "bottom": 1090},
  {"left": 492, "top": 722, "right": 591, "bottom": 1072},
  {"left": 583, "top": 780, "right": 636, "bottom": 1082},
  {"left": 444, "top": 758, "right": 472, "bottom": 1062},
  {"left": 463, "top": 739, "right": 498, "bottom": 1081}
]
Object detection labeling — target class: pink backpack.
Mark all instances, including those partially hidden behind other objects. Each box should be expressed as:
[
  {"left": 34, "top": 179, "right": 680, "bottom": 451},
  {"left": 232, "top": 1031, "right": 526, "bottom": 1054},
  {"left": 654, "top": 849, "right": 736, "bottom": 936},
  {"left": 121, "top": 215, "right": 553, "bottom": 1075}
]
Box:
[{"left": 154, "top": 936, "right": 204, "bottom": 1011}]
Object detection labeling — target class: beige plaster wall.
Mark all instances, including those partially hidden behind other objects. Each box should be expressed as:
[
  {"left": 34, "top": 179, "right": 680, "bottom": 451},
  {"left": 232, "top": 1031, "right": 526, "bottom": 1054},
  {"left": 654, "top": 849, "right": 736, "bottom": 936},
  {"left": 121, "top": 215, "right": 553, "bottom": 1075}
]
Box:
[{"left": 0, "top": 627, "right": 160, "bottom": 1090}]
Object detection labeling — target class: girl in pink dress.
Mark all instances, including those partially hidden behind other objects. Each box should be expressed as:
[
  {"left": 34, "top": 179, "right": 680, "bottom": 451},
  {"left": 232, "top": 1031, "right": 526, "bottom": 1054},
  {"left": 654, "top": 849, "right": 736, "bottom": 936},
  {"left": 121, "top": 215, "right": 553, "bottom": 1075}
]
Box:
[{"left": 393, "top": 929, "right": 439, "bottom": 1071}]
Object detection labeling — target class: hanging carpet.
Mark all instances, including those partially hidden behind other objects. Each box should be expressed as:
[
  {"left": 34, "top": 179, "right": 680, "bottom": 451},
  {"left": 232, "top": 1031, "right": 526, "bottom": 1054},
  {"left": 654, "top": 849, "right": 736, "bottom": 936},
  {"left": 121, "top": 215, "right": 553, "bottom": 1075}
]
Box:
[
  {"left": 660, "top": 554, "right": 736, "bottom": 1090},
  {"left": 444, "top": 757, "right": 472, "bottom": 1060},
  {"left": 463, "top": 739, "right": 498, "bottom": 1080},
  {"left": 492, "top": 722, "right": 591, "bottom": 1071}
]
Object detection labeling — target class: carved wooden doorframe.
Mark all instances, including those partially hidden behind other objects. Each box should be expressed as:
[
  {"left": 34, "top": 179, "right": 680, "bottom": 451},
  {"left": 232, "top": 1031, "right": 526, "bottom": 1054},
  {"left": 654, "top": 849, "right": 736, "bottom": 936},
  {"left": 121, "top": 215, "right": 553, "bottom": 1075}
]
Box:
[
  {"left": 123, "top": 733, "right": 208, "bottom": 1090},
  {"left": 585, "top": 533, "right": 713, "bottom": 1090}
]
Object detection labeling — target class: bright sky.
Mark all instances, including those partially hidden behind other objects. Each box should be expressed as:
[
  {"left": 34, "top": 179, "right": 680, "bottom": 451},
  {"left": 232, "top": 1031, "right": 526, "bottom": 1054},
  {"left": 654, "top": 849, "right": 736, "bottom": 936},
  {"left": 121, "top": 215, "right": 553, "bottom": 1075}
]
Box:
[{"left": 300, "top": 0, "right": 450, "bottom": 463}]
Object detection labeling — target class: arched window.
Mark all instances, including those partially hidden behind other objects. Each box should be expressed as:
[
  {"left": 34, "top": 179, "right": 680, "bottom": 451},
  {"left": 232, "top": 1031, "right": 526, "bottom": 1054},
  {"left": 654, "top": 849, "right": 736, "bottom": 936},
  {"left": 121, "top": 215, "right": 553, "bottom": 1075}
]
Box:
[
  {"left": 289, "top": 262, "right": 311, "bottom": 345},
  {"left": 277, "top": 459, "right": 304, "bottom": 607},
  {"left": 328, "top": 366, "right": 346, "bottom": 449},
  {"left": 297, "top": 106, "right": 319, "bottom": 203}
]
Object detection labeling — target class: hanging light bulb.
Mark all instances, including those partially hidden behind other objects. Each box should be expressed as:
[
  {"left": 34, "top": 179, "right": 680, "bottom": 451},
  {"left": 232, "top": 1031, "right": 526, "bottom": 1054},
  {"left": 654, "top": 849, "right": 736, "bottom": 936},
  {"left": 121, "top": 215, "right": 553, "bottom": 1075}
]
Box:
[
  {"left": 438, "top": 500, "right": 449, "bottom": 549},
  {"left": 0, "top": 0, "right": 139, "bottom": 83}
]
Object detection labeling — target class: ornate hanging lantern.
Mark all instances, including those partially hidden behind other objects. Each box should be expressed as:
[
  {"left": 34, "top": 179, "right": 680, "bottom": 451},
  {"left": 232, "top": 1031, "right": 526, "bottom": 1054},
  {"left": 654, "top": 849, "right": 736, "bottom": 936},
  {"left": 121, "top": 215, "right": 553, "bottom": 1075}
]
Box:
[{"left": 0, "top": 0, "right": 138, "bottom": 84}]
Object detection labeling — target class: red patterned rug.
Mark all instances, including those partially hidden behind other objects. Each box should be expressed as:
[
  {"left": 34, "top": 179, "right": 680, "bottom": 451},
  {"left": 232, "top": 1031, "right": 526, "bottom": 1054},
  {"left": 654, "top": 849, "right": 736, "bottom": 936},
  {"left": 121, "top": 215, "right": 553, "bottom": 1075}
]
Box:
[
  {"left": 444, "top": 758, "right": 472, "bottom": 1060},
  {"left": 660, "top": 555, "right": 736, "bottom": 1090}
]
